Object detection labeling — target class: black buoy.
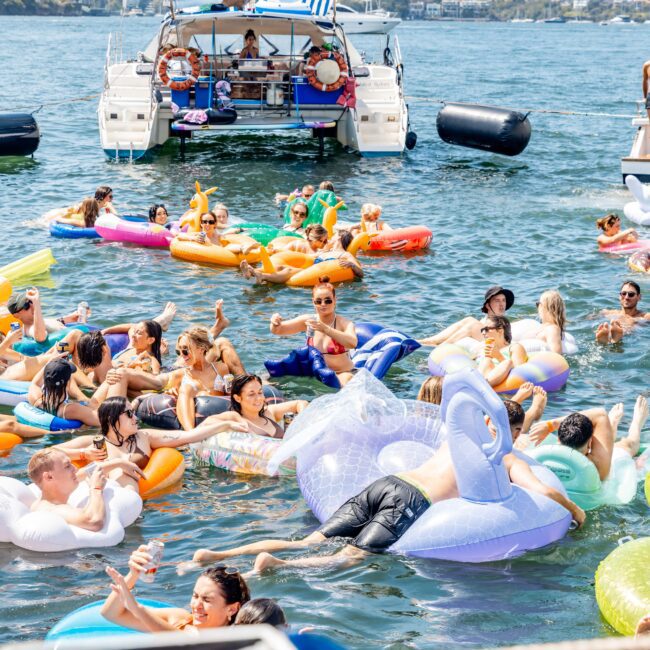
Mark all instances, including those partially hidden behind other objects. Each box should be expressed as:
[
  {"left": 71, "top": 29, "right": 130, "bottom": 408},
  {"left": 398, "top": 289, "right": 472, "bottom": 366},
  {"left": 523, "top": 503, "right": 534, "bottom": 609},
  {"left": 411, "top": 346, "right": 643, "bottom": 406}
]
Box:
[
  {"left": 405, "top": 131, "right": 417, "bottom": 150},
  {"left": 0, "top": 113, "right": 40, "bottom": 157},
  {"left": 436, "top": 103, "right": 531, "bottom": 156}
]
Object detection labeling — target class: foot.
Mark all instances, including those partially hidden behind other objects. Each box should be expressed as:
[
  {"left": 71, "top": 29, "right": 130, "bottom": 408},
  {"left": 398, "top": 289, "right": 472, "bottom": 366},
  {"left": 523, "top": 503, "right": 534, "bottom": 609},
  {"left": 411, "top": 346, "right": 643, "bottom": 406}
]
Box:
[
  {"left": 610, "top": 320, "right": 624, "bottom": 343},
  {"left": 632, "top": 395, "right": 649, "bottom": 432},
  {"left": 214, "top": 299, "right": 230, "bottom": 330},
  {"left": 636, "top": 614, "right": 650, "bottom": 637},
  {"left": 154, "top": 302, "right": 177, "bottom": 331},
  {"left": 608, "top": 402, "right": 624, "bottom": 431},
  {"left": 240, "top": 260, "right": 254, "bottom": 280},
  {"left": 253, "top": 552, "right": 286, "bottom": 573},
  {"left": 595, "top": 322, "right": 610, "bottom": 344}
]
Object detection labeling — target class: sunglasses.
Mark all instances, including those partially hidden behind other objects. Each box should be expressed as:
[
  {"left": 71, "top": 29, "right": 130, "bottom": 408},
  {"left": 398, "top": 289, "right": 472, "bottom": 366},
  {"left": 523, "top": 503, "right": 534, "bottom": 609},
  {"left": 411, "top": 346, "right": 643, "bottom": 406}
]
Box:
[
  {"left": 201, "top": 219, "right": 216, "bottom": 225},
  {"left": 313, "top": 298, "right": 333, "bottom": 305},
  {"left": 214, "top": 564, "right": 241, "bottom": 575},
  {"left": 175, "top": 347, "right": 191, "bottom": 356},
  {"left": 620, "top": 291, "right": 637, "bottom": 298},
  {"left": 121, "top": 409, "right": 135, "bottom": 418},
  {"left": 480, "top": 326, "right": 501, "bottom": 335}
]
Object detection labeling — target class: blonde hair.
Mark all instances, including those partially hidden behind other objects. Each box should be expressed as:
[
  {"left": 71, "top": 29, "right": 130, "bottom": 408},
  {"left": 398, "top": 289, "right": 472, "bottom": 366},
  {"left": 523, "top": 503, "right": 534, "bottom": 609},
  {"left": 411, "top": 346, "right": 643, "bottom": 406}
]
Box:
[
  {"left": 538, "top": 290, "right": 566, "bottom": 335},
  {"left": 596, "top": 213, "right": 619, "bottom": 231},
  {"left": 417, "top": 376, "right": 443, "bottom": 405},
  {"left": 28, "top": 448, "right": 65, "bottom": 485},
  {"left": 178, "top": 327, "right": 213, "bottom": 355},
  {"left": 360, "top": 203, "right": 382, "bottom": 219},
  {"left": 210, "top": 203, "right": 229, "bottom": 219}
]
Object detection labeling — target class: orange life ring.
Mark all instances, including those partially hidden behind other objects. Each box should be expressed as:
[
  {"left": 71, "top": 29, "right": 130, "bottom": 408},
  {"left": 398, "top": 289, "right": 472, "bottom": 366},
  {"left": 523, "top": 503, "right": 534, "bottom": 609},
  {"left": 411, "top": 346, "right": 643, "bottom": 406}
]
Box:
[
  {"left": 305, "top": 51, "right": 348, "bottom": 93},
  {"left": 158, "top": 48, "right": 201, "bottom": 92}
]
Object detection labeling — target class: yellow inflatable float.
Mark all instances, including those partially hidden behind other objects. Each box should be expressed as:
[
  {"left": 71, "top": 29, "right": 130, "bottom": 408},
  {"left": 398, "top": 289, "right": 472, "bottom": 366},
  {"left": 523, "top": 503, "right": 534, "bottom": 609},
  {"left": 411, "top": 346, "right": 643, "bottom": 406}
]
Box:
[
  {"left": 170, "top": 238, "right": 261, "bottom": 267},
  {"left": 595, "top": 537, "right": 650, "bottom": 636},
  {"left": 178, "top": 181, "right": 217, "bottom": 233},
  {"left": 0, "top": 248, "right": 56, "bottom": 284}
]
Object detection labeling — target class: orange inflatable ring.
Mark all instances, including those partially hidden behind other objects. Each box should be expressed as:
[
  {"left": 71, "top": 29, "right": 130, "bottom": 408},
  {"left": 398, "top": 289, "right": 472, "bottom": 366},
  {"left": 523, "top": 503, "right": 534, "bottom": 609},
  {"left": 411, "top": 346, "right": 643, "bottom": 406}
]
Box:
[
  {"left": 0, "top": 433, "right": 23, "bottom": 452},
  {"left": 138, "top": 447, "right": 185, "bottom": 498},
  {"left": 158, "top": 48, "right": 201, "bottom": 92},
  {"left": 305, "top": 50, "right": 348, "bottom": 93}
]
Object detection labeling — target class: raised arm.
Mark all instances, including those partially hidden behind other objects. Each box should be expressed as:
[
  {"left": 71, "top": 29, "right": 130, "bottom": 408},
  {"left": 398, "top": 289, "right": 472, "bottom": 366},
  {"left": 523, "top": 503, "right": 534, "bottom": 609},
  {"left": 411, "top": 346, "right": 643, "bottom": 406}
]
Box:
[
  {"left": 146, "top": 415, "right": 248, "bottom": 448},
  {"left": 28, "top": 366, "right": 45, "bottom": 405},
  {"left": 268, "top": 399, "right": 309, "bottom": 421},
  {"left": 269, "top": 312, "right": 310, "bottom": 336},
  {"left": 27, "top": 288, "right": 48, "bottom": 343}
]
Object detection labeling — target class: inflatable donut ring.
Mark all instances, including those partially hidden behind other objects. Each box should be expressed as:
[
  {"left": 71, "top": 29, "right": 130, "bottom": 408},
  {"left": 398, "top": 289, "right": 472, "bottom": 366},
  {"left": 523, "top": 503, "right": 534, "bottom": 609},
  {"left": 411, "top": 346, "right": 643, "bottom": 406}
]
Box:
[
  {"left": 595, "top": 537, "right": 650, "bottom": 635},
  {"left": 14, "top": 402, "right": 83, "bottom": 431}
]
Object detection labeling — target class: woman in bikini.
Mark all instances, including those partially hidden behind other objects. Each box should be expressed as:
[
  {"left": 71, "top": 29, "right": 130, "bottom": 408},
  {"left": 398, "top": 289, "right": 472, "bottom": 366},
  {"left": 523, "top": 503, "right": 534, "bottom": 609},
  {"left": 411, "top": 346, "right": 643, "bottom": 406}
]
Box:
[
  {"left": 596, "top": 213, "right": 638, "bottom": 248},
  {"left": 109, "top": 320, "right": 163, "bottom": 375},
  {"left": 225, "top": 374, "right": 307, "bottom": 439},
  {"left": 53, "top": 396, "right": 246, "bottom": 490},
  {"left": 476, "top": 316, "right": 528, "bottom": 389},
  {"left": 166, "top": 327, "right": 245, "bottom": 431},
  {"left": 269, "top": 277, "right": 358, "bottom": 386},
  {"left": 102, "top": 544, "right": 250, "bottom": 631}
]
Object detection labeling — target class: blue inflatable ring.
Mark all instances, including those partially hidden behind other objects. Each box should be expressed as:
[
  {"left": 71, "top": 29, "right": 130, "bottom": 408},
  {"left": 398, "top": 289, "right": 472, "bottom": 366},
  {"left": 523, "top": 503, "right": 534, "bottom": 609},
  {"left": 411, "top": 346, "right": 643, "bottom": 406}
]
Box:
[
  {"left": 49, "top": 222, "right": 101, "bottom": 239},
  {"left": 14, "top": 401, "right": 82, "bottom": 431}
]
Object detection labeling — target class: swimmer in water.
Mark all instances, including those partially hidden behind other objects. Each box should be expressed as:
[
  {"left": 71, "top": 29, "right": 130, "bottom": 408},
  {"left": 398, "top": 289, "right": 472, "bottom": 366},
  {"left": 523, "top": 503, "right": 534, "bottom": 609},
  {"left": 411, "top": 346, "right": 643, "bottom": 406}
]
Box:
[
  {"left": 351, "top": 203, "right": 391, "bottom": 235},
  {"left": 596, "top": 213, "right": 638, "bottom": 249},
  {"left": 595, "top": 280, "right": 650, "bottom": 344}
]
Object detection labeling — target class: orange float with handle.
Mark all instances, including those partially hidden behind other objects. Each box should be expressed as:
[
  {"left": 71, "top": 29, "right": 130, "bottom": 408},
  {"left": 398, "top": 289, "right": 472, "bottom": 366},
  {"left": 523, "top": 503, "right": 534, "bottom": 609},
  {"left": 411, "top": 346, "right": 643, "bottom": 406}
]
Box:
[
  {"left": 319, "top": 199, "right": 345, "bottom": 237},
  {"left": 158, "top": 48, "right": 201, "bottom": 92},
  {"left": 305, "top": 50, "right": 349, "bottom": 93}
]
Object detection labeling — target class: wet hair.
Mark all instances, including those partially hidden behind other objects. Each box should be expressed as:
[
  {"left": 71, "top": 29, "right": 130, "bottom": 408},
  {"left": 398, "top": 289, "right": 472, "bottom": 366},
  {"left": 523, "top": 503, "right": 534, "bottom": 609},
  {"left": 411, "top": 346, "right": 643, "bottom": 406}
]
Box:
[
  {"left": 80, "top": 198, "right": 100, "bottom": 227},
  {"left": 41, "top": 362, "right": 70, "bottom": 416},
  {"left": 98, "top": 396, "right": 137, "bottom": 450},
  {"left": 312, "top": 275, "right": 335, "bottom": 297},
  {"left": 229, "top": 374, "right": 265, "bottom": 417},
  {"left": 339, "top": 229, "right": 353, "bottom": 251},
  {"left": 148, "top": 204, "right": 167, "bottom": 223},
  {"left": 417, "top": 376, "right": 443, "bottom": 405},
  {"left": 503, "top": 400, "right": 525, "bottom": 429},
  {"left": 28, "top": 448, "right": 66, "bottom": 485},
  {"left": 538, "top": 290, "right": 566, "bottom": 336},
  {"left": 244, "top": 29, "right": 256, "bottom": 41},
  {"left": 178, "top": 327, "right": 213, "bottom": 355},
  {"left": 76, "top": 331, "right": 107, "bottom": 370},
  {"left": 558, "top": 413, "right": 593, "bottom": 450},
  {"left": 596, "top": 213, "right": 620, "bottom": 231},
  {"left": 319, "top": 180, "right": 334, "bottom": 191},
  {"left": 621, "top": 280, "right": 641, "bottom": 296},
  {"left": 210, "top": 203, "right": 229, "bottom": 220},
  {"left": 305, "top": 223, "right": 328, "bottom": 241},
  {"left": 486, "top": 315, "right": 512, "bottom": 344},
  {"left": 139, "top": 320, "right": 163, "bottom": 364},
  {"left": 94, "top": 185, "right": 113, "bottom": 202},
  {"left": 360, "top": 203, "right": 381, "bottom": 219},
  {"left": 202, "top": 566, "right": 251, "bottom": 622},
  {"left": 235, "top": 598, "right": 287, "bottom": 627}
]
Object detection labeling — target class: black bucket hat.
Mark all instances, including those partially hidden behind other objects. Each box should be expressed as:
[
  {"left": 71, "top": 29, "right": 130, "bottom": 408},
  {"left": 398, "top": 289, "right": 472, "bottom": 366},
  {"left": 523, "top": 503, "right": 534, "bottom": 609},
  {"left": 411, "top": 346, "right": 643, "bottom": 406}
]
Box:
[
  {"left": 44, "top": 358, "right": 76, "bottom": 386},
  {"left": 482, "top": 286, "right": 515, "bottom": 314}
]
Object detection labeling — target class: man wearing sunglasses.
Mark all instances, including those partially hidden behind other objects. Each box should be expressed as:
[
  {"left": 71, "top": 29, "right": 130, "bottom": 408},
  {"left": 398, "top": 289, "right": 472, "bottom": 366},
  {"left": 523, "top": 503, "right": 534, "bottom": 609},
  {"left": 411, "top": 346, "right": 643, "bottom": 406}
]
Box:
[
  {"left": 595, "top": 280, "right": 649, "bottom": 344},
  {"left": 7, "top": 288, "right": 81, "bottom": 343}
]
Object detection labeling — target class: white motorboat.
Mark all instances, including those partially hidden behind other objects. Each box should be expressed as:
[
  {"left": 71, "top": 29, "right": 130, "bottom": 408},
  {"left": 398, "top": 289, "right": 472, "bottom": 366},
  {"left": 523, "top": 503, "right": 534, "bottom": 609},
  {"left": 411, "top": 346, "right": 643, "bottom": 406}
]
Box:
[
  {"left": 610, "top": 14, "right": 634, "bottom": 24},
  {"left": 621, "top": 102, "right": 650, "bottom": 182},
  {"left": 98, "top": 2, "right": 414, "bottom": 160},
  {"left": 334, "top": 1, "right": 401, "bottom": 34}
]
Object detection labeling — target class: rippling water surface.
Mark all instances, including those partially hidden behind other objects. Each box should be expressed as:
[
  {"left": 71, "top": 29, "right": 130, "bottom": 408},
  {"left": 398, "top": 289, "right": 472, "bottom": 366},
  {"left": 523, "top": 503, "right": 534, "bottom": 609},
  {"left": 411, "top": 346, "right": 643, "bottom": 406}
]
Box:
[{"left": 1, "top": 16, "right": 649, "bottom": 649}]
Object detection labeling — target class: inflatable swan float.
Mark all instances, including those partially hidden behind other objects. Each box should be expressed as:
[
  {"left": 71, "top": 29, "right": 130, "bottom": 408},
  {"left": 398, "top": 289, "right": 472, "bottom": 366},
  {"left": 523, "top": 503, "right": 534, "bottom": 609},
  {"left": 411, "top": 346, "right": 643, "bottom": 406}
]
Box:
[
  {"left": 269, "top": 369, "right": 571, "bottom": 562},
  {"left": 624, "top": 175, "right": 650, "bottom": 227}
]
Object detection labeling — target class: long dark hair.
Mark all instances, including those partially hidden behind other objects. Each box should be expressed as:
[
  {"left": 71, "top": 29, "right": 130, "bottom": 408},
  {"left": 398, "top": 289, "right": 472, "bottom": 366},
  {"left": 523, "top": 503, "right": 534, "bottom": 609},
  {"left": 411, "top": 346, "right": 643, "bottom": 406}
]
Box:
[
  {"left": 141, "top": 320, "right": 162, "bottom": 364},
  {"left": 229, "top": 374, "right": 265, "bottom": 417},
  {"left": 98, "top": 396, "right": 137, "bottom": 450},
  {"left": 77, "top": 331, "right": 106, "bottom": 370},
  {"left": 148, "top": 204, "right": 167, "bottom": 223},
  {"left": 201, "top": 566, "right": 251, "bottom": 624},
  {"left": 235, "top": 598, "right": 286, "bottom": 627},
  {"left": 41, "top": 364, "right": 69, "bottom": 416}
]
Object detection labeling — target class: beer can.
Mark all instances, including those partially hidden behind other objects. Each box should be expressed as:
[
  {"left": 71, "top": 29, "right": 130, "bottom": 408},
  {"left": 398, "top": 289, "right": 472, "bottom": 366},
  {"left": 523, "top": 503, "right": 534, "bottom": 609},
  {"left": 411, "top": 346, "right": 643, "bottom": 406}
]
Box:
[
  {"left": 92, "top": 435, "right": 107, "bottom": 452},
  {"left": 9, "top": 322, "right": 21, "bottom": 333},
  {"left": 77, "top": 301, "right": 89, "bottom": 324},
  {"left": 223, "top": 374, "right": 234, "bottom": 394},
  {"left": 57, "top": 341, "right": 70, "bottom": 355},
  {"left": 140, "top": 540, "right": 165, "bottom": 583},
  {"left": 283, "top": 412, "right": 295, "bottom": 427}
]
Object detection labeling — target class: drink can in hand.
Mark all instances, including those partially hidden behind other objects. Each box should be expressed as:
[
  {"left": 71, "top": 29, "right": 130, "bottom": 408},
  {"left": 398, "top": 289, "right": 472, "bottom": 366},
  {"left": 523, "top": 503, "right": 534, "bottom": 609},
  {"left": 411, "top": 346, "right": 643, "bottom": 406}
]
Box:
[
  {"left": 283, "top": 412, "right": 295, "bottom": 428},
  {"left": 141, "top": 540, "right": 165, "bottom": 583},
  {"left": 77, "top": 301, "right": 89, "bottom": 324},
  {"left": 10, "top": 322, "right": 21, "bottom": 333},
  {"left": 223, "top": 374, "right": 234, "bottom": 394},
  {"left": 93, "top": 435, "right": 107, "bottom": 452},
  {"left": 57, "top": 341, "right": 71, "bottom": 355}
]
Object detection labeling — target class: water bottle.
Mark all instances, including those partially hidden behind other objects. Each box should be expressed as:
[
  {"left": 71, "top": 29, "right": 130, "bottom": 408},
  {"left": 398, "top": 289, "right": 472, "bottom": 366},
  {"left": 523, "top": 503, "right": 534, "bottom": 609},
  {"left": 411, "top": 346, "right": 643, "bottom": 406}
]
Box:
[
  {"left": 306, "top": 313, "right": 317, "bottom": 341},
  {"left": 140, "top": 540, "right": 165, "bottom": 583},
  {"left": 77, "top": 301, "right": 89, "bottom": 324}
]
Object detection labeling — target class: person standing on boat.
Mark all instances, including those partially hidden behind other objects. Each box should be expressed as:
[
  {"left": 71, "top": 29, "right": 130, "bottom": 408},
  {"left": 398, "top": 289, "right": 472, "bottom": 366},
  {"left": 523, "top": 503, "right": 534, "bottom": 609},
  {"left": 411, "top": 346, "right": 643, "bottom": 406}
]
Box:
[
  {"left": 240, "top": 30, "right": 259, "bottom": 59},
  {"left": 643, "top": 60, "right": 650, "bottom": 120}
]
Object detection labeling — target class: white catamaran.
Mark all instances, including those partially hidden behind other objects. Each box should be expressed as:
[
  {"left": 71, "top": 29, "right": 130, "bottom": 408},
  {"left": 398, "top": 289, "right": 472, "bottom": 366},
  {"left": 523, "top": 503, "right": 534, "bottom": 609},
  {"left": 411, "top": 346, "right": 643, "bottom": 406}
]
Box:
[{"left": 98, "top": 0, "right": 414, "bottom": 160}]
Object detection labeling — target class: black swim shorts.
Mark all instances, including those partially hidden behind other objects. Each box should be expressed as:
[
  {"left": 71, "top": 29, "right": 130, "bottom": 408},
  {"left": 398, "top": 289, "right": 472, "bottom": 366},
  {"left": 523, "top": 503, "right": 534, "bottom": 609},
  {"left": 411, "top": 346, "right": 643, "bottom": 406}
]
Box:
[
  {"left": 645, "top": 92, "right": 650, "bottom": 110},
  {"left": 318, "top": 475, "right": 430, "bottom": 553}
]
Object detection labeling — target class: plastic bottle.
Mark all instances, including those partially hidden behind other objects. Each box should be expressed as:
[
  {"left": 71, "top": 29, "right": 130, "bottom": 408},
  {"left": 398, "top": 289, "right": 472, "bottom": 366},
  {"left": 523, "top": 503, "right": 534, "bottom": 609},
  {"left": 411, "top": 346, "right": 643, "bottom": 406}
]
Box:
[{"left": 77, "top": 301, "right": 89, "bottom": 324}]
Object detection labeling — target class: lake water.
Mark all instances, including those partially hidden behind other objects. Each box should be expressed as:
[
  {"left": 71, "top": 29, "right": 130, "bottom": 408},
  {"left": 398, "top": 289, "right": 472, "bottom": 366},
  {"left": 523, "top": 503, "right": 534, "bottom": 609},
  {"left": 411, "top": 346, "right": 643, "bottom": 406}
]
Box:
[{"left": 0, "top": 16, "right": 649, "bottom": 649}]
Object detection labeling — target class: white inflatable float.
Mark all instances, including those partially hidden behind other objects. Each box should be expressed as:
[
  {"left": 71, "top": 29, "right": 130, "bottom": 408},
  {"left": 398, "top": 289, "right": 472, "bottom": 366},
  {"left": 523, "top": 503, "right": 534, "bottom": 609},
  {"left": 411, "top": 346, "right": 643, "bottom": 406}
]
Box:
[
  {"left": 0, "top": 477, "right": 142, "bottom": 552},
  {"left": 624, "top": 175, "right": 650, "bottom": 226}
]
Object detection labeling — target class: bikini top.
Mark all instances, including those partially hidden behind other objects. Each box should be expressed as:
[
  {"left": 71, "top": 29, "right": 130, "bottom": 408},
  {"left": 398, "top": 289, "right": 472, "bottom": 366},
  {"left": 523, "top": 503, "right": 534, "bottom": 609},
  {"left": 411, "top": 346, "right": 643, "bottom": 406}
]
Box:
[
  {"left": 307, "top": 317, "right": 347, "bottom": 355},
  {"left": 181, "top": 362, "right": 224, "bottom": 393},
  {"left": 246, "top": 414, "right": 284, "bottom": 439},
  {"left": 106, "top": 435, "right": 150, "bottom": 470}
]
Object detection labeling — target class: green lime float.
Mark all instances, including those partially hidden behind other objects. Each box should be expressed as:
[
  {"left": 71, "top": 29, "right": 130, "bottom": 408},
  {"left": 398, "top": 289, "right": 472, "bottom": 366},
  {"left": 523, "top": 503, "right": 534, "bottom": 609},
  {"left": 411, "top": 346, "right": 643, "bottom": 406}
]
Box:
[
  {"left": 283, "top": 189, "right": 346, "bottom": 226},
  {"left": 233, "top": 223, "right": 302, "bottom": 246}
]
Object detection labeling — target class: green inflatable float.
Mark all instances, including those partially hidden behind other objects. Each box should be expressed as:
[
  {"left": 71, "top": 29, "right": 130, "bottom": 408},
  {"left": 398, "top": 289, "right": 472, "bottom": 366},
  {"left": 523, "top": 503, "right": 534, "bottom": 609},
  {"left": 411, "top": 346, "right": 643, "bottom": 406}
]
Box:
[
  {"left": 283, "top": 189, "right": 346, "bottom": 226},
  {"left": 232, "top": 223, "right": 302, "bottom": 246}
]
